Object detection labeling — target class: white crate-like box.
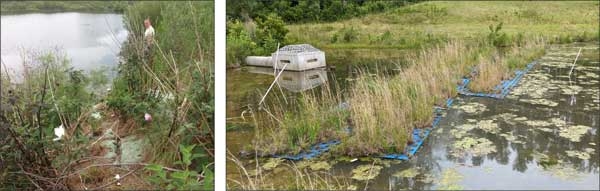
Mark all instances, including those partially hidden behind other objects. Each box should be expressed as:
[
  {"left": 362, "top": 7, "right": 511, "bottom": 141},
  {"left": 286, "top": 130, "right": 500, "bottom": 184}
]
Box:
[{"left": 271, "top": 44, "right": 326, "bottom": 71}]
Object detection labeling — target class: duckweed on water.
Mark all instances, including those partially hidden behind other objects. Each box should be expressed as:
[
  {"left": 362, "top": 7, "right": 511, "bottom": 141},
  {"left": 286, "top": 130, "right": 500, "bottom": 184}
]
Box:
[
  {"left": 309, "top": 161, "right": 332, "bottom": 171},
  {"left": 559, "top": 85, "right": 583, "bottom": 95},
  {"left": 454, "top": 102, "right": 488, "bottom": 114},
  {"left": 437, "top": 168, "right": 463, "bottom": 190},
  {"left": 393, "top": 168, "right": 420, "bottom": 178},
  {"left": 351, "top": 165, "right": 383, "bottom": 181},
  {"left": 452, "top": 137, "right": 497, "bottom": 157},
  {"left": 524, "top": 120, "right": 553, "bottom": 127},
  {"left": 558, "top": 125, "right": 591, "bottom": 142},
  {"left": 477, "top": 120, "right": 500, "bottom": 134},
  {"left": 565, "top": 150, "right": 591, "bottom": 160},
  {"left": 519, "top": 98, "right": 559, "bottom": 106},
  {"left": 262, "top": 158, "right": 284, "bottom": 170},
  {"left": 543, "top": 163, "right": 584, "bottom": 181}
]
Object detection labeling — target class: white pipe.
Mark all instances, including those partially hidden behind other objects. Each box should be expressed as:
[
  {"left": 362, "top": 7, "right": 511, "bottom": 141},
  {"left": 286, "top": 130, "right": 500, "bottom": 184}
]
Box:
[{"left": 568, "top": 47, "right": 582, "bottom": 77}]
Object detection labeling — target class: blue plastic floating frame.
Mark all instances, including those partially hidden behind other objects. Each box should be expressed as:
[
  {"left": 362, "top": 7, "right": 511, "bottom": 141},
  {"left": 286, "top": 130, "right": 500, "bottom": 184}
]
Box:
[
  {"left": 458, "top": 61, "right": 537, "bottom": 99},
  {"left": 273, "top": 61, "right": 535, "bottom": 161}
]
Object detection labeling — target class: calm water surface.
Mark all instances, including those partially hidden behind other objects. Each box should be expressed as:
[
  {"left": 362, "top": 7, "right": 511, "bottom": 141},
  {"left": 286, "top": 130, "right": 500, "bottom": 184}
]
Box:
[{"left": 1, "top": 12, "right": 127, "bottom": 81}]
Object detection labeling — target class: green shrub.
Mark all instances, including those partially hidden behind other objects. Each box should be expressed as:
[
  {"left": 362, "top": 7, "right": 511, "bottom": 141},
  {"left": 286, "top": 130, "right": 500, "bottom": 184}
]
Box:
[{"left": 487, "top": 22, "right": 509, "bottom": 47}]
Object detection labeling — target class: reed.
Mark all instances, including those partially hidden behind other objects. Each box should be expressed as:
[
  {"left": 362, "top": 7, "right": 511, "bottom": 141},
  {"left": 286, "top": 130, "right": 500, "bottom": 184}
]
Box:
[{"left": 468, "top": 39, "right": 546, "bottom": 92}]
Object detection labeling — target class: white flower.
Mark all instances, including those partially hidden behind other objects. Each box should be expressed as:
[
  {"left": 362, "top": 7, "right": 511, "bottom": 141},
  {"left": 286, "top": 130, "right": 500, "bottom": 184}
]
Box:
[
  {"left": 53, "top": 125, "right": 65, "bottom": 141},
  {"left": 144, "top": 113, "right": 152, "bottom": 122},
  {"left": 91, "top": 112, "right": 102, "bottom": 120},
  {"left": 115, "top": 174, "right": 121, "bottom": 186}
]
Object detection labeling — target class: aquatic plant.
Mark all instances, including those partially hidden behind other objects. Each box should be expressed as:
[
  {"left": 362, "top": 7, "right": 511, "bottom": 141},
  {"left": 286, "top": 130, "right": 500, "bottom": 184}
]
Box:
[
  {"left": 393, "top": 168, "right": 420, "bottom": 178},
  {"left": 351, "top": 164, "right": 383, "bottom": 181},
  {"left": 226, "top": 151, "right": 351, "bottom": 190},
  {"left": 558, "top": 125, "right": 591, "bottom": 142},
  {"left": 437, "top": 168, "right": 464, "bottom": 190}
]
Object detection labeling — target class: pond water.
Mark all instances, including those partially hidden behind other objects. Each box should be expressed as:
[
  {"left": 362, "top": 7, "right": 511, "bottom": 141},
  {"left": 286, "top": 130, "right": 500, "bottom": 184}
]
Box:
[
  {"left": 1, "top": 12, "right": 127, "bottom": 81},
  {"left": 226, "top": 43, "right": 599, "bottom": 190}
]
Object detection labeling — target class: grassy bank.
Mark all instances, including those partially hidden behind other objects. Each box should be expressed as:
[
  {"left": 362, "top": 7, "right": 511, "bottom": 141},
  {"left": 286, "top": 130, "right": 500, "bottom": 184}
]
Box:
[
  {"left": 287, "top": 1, "right": 598, "bottom": 50},
  {"left": 0, "top": 1, "right": 127, "bottom": 15},
  {"left": 244, "top": 1, "right": 597, "bottom": 156}
]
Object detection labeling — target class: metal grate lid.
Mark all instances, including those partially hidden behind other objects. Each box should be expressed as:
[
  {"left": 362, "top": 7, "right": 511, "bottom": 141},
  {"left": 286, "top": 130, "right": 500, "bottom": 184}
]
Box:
[{"left": 277, "top": 44, "right": 321, "bottom": 53}]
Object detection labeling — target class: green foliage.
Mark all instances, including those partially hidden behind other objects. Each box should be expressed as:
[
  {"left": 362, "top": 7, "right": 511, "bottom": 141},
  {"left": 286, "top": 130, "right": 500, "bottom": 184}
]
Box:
[
  {"left": 331, "top": 26, "right": 360, "bottom": 43},
  {"left": 254, "top": 13, "right": 289, "bottom": 55},
  {"left": 107, "top": 1, "right": 214, "bottom": 189},
  {"left": 226, "top": 13, "right": 289, "bottom": 65},
  {"left": 1, "top": 50, "right": 105, "bottom": 189},
  {"left": 226, "top": 20, "right": 257, "bottom": 66},
  {"left": 226, "top": 0, "right": 418, "bottom": 23},
  {"left": 487, "top": 22, "right": 509, "bottom": 47},
  {"left": 0, "top": 1, "right": 127, "bottom": 15},
  {"left": 145, "top": 144, "right": 213, "bottom": 190}
]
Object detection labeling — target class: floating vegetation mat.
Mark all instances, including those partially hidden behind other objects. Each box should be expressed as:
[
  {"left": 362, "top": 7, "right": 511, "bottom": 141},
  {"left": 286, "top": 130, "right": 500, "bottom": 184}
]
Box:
[
  {"left": 393, "top": 168, "right": 420, "bottom": 178},
  {"left": 458, "top": 61, "right": 537, "bottom": 99},
  {"left": 351, "top": 165, "right": 383, "bottom": 181},
  {"left": 451, "top": 137, "right": 497, "bottom": 158},
  {"left": 436, "top": 168, "right": 464, "bottom": 190},
  {"left": 453, "top": 102, "right": 488, "bottom": 114}
]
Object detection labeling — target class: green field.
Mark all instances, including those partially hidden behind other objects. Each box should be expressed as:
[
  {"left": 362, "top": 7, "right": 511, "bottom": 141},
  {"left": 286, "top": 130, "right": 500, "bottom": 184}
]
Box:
[
  {"left": 287, "top": 1, "right": 599, "bottom": 50},
  {"left": 0, "top": 1, "right": 127, "bottom": 15}
]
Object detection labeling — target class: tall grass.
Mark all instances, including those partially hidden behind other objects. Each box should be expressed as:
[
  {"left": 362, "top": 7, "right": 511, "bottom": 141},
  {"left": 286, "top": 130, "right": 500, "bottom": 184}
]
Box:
[
  {"left": 104, "top": 1, "right": 214, "bottom": 188},
  {"left": 337, "top": 41, "right": 491, "bottom": 156},
  {"left": 252, "top": 83, "right": 348, "bottom": 155},
  {"left": 249, "top": 40, "right": 507, "bottom": 156},
  {"left": 468, "top": 39, "right": 546, "bottom": 92}
]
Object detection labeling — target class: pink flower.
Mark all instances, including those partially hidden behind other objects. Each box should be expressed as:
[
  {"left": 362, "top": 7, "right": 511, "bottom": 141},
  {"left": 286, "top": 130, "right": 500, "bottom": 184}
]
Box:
[{"left": 144, "top": 113, "right": 152, "bottom": 122}]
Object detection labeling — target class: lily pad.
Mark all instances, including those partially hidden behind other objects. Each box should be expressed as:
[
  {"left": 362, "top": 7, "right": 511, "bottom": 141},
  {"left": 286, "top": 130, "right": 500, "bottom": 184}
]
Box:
[{"left": 351, "top": 165, "right": 383, "bottom": 181}]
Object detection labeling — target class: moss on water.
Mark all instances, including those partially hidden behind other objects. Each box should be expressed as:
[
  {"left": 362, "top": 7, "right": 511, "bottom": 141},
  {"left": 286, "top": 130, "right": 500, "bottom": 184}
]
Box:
[
  {"left": 477, "top": 120, "right": 500, "bottom": 134},
  {"left": 452, "top": 137, "right": 496, "bottom": 157},
  {"left": 437, "top": 168, "right": 463, "bottom": 190},
  {"left": 454, "top": 102, "right": 488, "bottom": 114},
  {"left": 262, "top": 158, "right": 284, "bottom": 171},
  {"left": 520, "top": 98, "right": 559, "bottom": 107},
  {"left": 558, "top": 125, "right": 591, "bottom": 142},
  {"left": 351, "top": 165, "right": 383, "bottom": 181},
  {"left": 309, "top": 161, "right": 332, "bottom": 171},
  {"left": 393, "top": 168, "right": 420, "bottom": 178},
  {"left": 565, "top": 150, "right": 591, "bottom": 160}
]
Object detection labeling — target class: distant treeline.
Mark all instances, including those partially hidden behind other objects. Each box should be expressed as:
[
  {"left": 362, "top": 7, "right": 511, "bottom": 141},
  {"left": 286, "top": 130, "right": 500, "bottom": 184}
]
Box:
[
  {"left": 0, "top": 1, "right": 129, "bottom": 15},
  {"left": 227, "top": 0, "right": 421, "bottom": 23}
]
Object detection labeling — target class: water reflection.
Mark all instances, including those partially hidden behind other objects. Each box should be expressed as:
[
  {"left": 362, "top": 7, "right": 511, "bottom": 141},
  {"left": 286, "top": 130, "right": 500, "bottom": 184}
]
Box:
[
  {"left": 1, "top": 12, "right": 127, "bottom": 81},
  {"left": 245, "top": 66, "right": 328, "bottom": 93}
]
